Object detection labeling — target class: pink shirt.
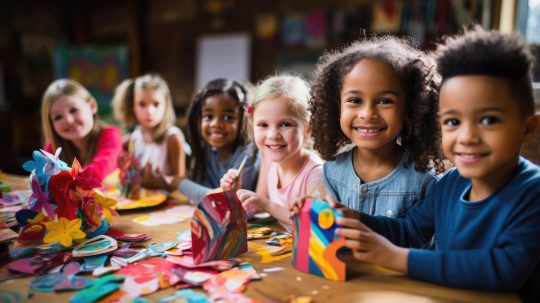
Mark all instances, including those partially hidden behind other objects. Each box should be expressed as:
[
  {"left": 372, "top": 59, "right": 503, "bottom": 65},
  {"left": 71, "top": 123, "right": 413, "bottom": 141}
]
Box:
[
  {"left": 267, "top": 152, "right": 325, "bottom": 213},
  {"left": 45, "top": 126, "right": 123, "bottom": 182}
]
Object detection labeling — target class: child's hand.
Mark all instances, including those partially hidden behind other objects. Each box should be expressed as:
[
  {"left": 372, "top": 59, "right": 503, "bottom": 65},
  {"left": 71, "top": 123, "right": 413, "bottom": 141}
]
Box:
[
  {"left": 220, "top": 169, "right": 242, "bottom": 192},
  {"left": 289, "top": 195, "right": 310, "bottom": 218},
  {"left": 335, "top": 216, "right": 408, "bottom": 273},
  {"left": 325, "top": 194, "right": 360, "bottom": 220},
  {"left": 236, "top": 189, "right": 269, "bottom": 213}
]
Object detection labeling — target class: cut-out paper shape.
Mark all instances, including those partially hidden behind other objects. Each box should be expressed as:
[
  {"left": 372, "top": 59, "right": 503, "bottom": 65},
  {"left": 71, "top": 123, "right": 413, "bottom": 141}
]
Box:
[
  {"left": 72, "top": 235, "right": 118, "bottom": 257},
  {"left": 43, "top": 218, "right": 86, "bottom": 247},
  {"left": 70, "top": 274, "right": 124, "bottom": 303},
  {"left": 0, "top": 189, "right": 32, "bottom": 206},
  {"left": 31, "top": 261, "right": 94, "bottom": 292},
  {"left": 158, "top": 289, "right": 210, "bottom": 303},
  {"left": 7, "top": 253, "right": 67, "bottom": 275},
  {"left": 202, "top": 268, "right": 251, "bottom": 293},
  {"left": 0, "top": 227, "right": 19, "bottom": 244},
  {"left": 191, "top": 191, "right": 247, "bottom": 264},
  {"left": 292, "top": 198, "right": 346, "bottom": 281},
  {"left": 81, "top": 255, "right": 109, "bottom": 272},
  {"left": 106, "top": 229, "right": 151, "bottom": 242}
]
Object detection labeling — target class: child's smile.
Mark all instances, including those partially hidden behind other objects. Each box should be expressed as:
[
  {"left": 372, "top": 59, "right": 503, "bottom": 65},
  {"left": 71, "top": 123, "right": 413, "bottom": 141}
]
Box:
[
  {"left": 439, "top": 75, "right": 534, "bottom": 200},
  {"left": 200, "top": 94, "right": 240, "bottom": 158},
  {"left": 340, "top": 59, "right": 405, "bottom": 153}
]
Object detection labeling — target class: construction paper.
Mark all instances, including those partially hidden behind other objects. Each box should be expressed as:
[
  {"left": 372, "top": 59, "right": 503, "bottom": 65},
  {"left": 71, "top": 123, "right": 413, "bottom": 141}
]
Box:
[
  {"left": 292, "top": 198, "right": 346, "bottom": 281},
  {"left": 191, "top": 191, "right": 247, "bottom": 264}
]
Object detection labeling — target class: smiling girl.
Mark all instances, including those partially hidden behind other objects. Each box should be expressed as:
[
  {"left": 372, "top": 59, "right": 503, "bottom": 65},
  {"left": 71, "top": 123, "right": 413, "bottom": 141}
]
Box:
[{"left": 42, "top": 79, "right": 123, "bottom": 182}]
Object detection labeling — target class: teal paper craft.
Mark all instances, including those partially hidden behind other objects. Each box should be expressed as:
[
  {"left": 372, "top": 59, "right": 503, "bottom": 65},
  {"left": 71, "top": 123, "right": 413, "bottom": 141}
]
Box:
[{"left": 70, "top": 275, "right": 124, "bottom": 303}]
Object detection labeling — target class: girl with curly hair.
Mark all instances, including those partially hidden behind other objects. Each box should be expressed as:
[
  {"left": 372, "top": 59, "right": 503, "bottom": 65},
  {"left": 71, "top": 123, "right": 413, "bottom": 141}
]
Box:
[
  {"left": 307, "top": 36, "right": 446, "bottom": 217},
  {"left": 178, "top": 79, "right": 260, "bottom": 204}
]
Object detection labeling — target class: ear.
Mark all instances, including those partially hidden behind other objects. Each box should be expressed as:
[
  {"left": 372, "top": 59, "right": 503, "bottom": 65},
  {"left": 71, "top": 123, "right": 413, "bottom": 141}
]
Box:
[
  {"left": 522, "top": 112, "right": 540, "bottom": 145},
  {"left": 88, "top": 98, "right": 98, "bottom": 115}
]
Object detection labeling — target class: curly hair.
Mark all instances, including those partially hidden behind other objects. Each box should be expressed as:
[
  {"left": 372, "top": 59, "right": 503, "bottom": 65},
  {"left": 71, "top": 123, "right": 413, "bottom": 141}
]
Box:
[
  {"left": 186, "top": 79, "right": 252, "bottom": 182},
  {"left": 310, "top": 36, "right": 445, "bottom": 174},
  {"left": 435, "top": 25, "right": 536, "bottom": 115}
]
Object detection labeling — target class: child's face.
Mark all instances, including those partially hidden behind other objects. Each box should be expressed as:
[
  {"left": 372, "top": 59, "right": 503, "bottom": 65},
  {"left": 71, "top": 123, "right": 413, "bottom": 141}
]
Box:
[
  {"left": 339, "top": 59, "right": 406, "bottom": 152},
  {"left": 252, "top": 97, "right": 308, "bottom": 164},
  {"left": 133, "top": 88, "right": 166, "bottom": 130},
  {"left": 50, "top": 95, "right": 96, "bottom": 144},
  {"left": 439, "top": 75, "right": 534, "bottom": 184},
  {"left": 200, "top": 93, "right": 241, "bottom": 151}
]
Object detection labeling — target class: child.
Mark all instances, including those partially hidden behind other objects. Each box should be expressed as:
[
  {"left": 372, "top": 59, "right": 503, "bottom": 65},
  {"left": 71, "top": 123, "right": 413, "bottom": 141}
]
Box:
[
  {"left": 221, "top": 75, "right": 325, "bottom": 229},
  {"left": 112, "top": 73, "right": 190, "bottom": 190},
  {"left": 178, "top": 79, "right": 260, "bottom": 204},
  {"left": 334, "top": 27, "right": 540, "bottom": 302},
  {"left": 295, "top": 36, "right": 446, "bottom": 218},
  {"left": 42, "top": 79, "right": 123, "bottom": 182}
]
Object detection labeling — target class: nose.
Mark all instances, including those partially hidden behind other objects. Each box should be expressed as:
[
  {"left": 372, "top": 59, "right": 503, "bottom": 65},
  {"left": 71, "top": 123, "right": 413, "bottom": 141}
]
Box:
[
  {"left": 65, "top": 113, "right": 75, "bottom": 124},
  {"left": 457, "top": 123, "right": 481, "bottom": 145},
  {"left": 359, "top": 103, "right": 377, "bottom": 120},
  {"left": 268, "top": 127, "right": 282, "bottom": 139},
  {"left": 210, "top": 117, "right": 223, "bottom": 128}
]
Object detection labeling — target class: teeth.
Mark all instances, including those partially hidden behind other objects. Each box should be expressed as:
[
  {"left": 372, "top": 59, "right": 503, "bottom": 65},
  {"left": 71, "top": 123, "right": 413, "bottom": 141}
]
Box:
[
  {"left": 355, "top": 128, "right": 382, "bottom": 133},
  {"left": 268, "top": 145, "right": 284, "bottom": 150},
  {"left": 460, "top": 154, "right": 481, "bottom": 159}
]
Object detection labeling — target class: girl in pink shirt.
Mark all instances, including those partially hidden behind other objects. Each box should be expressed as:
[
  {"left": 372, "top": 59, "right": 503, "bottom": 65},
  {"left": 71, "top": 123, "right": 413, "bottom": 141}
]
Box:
[
  {"left": 42, "top": 79, "right": 123, "bottom": 182},
  {"left": 221, "top": 75, "right": 325, "bottom": 230}
]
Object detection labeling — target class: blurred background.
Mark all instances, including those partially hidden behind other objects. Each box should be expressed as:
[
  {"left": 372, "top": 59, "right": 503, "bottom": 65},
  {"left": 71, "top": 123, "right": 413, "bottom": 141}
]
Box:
[{"left": 0, "top": 0, "right": 539, "bottom": 174}]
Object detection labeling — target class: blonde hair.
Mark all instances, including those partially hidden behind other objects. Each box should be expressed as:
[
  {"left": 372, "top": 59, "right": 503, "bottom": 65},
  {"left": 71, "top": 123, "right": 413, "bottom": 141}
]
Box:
[
  {"left": 248, "top": 74, "right": 311, "bottom": 140},
  {"left": 112, "top": 73, "right": 175, "bottom": 142},
  {"left": 41, "top": 79, "right": 101, "bottom": 165}
]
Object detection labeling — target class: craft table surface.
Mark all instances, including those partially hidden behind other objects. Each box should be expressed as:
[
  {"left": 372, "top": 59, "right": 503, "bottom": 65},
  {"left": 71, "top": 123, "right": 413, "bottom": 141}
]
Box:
[{"left": 0, "top": 174, "right": 520, "bottom": 302}]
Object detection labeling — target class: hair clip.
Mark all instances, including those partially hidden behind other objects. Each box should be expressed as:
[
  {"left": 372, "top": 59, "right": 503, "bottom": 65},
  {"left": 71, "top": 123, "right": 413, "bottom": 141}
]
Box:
[
  {"left": 247, "top": 105, "right": 253, "bottom": 115},
  {"left": 72, "top": 235, "right": 118, "bottom": 257}
]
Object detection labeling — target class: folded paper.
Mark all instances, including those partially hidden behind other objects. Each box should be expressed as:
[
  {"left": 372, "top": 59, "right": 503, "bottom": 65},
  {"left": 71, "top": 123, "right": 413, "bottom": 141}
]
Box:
[{"left": 292, "top": 198, "right": 346, "bottom": 281}]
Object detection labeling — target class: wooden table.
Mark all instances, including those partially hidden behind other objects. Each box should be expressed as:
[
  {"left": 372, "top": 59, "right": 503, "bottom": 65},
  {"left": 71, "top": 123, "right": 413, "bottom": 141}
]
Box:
[{"left": 0, "top": 175, "right": 520, "bottom": 302}]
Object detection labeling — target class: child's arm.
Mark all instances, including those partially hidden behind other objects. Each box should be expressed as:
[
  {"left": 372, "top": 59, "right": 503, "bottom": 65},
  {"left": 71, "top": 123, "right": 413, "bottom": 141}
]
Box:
[
  {"left": 167, "top": 133, "right": 186, "bottom": 178},
  {"left": 237, "top": 189, "right": 290, "bottom": 226},
  {"left": 84, "top": 126, "right": 124, "bottom": 182}
]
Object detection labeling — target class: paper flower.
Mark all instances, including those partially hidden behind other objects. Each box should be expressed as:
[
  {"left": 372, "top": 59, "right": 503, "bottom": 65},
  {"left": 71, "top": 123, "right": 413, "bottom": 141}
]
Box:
[
  {"left": 93, "top": 189, "right": 118, "bottom": 224},
  {"left": 22, "top": 150, "right": 50, "bottom": 189},
  {"left": 29, "top": 175, "right": 54, "bottom": 218},
  {"left": 43, "top": 217, "right": 86, "bottom": 247},
  {"left": 40, "top": 148, "right": 70, "bottom": 176}
]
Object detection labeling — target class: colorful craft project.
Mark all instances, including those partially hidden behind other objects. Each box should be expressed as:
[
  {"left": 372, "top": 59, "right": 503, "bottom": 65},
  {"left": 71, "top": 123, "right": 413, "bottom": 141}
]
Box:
[
  {"left": 292, "top": 198, "right": 346, "bottom": 281},
  {"left": 191, "top": 191, "right": 247, "bottom": 264},
  {"left": 117, "top": 150, "right": 142, "bottom": 199},
  {"left": 101, "top": 169, "right": 167, "bottom": 210},
  {"left": 14, "top": 148, "right": 118, "bottom": 247}
]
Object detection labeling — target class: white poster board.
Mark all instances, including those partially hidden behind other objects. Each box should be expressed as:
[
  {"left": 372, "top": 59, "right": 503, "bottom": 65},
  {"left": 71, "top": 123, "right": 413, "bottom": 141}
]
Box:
[{"left": 196, "top": 33, "right": 251, "bottom": 88}]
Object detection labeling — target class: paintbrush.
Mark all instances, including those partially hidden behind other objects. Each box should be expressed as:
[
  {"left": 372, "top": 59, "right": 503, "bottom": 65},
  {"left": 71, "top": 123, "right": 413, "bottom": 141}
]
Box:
[{"left": 234, "top": 155, "right": 249, "bottom": 183}]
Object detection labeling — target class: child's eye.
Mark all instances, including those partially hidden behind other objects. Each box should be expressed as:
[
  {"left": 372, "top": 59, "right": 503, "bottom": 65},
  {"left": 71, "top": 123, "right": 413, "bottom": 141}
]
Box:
[
  {"left": 346, "top": 97, "right": 361, "bottom": 104},
  {"left": 480, "top": 116, "right": 499, "bottom": 125},
  {"left": 256, "top": 122, "right": 268, "bottom": 128},
  {"left": 52, "top": 115, "right": 62, "bottom": 121},
  {"left": 202, "top": 114, "right": 213, "bottom": 121},
  {"left": 377, "top": 98, "right": 393, "bottom": 104},
  {"left": 280, "top": 122, "right": 293, "bottom": 128},
  {"left": 443, "top": 118, "right": 460, "bottom": 127},
  {"left": 223, "top": 115, "right": 236, "bottom": 121},
  {"left": 69, "top": 108, "right": 79, "bottom": 114}
]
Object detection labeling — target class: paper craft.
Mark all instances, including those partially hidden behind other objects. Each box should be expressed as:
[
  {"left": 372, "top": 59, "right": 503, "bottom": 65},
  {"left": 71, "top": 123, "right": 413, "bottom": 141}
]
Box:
[
  {"left": 292, "top": 198, "right": 346, "bottom": 281},
  {"left": 0, "top": 189, "right": 32, "bottom": 206},
  {"left": 202, "top": 268, "right": 251, "bottom": 293},
  {"left": 191, "top": 191, "right": 247, "bottom": 264},
  {"left": 31, "top": 261, "right": 94, "bottom": 292},
  {"left": 132, "top": 205, "right": 194, "bottom": 226},
  {"left": 117, "top": 150, "right": 142, "bottom": 199},
  {"left": 70, "top": 274, "right": 124, "bottom": 303},
  {"left": 14, "top": 148, "right": 118, "bottom": 247},
  {"left": 102, "top": 168, "right": 167, "bottom": 210},
  {"left": 72, "top": 235, "right": 118, "bottom": 257}
]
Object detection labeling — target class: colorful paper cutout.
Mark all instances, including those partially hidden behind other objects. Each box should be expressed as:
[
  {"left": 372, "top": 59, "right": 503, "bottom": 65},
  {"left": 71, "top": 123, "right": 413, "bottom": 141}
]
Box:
[
  {"left": 292, "top": 198, "right": 346, "bottom": 281},
  {"left": 72, "top": 235, "right": 118, "bottom": 257},
  {"left": 191, "top": 191, "right": 247, "bottom": 264}
]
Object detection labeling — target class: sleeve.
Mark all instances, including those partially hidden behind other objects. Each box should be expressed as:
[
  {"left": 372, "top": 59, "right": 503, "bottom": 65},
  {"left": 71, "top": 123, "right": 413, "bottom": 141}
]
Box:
[
  {"left": 43, "top": 142, "right": 53, "bottom": 153},
  {"left": 83, "top": 127, "right": 124, "bottom": 182},
  {"left": 305, "top": 164, "right": 325, "bottom": 197},
  {"left": 178, "top": 178, "right": 211, "bottom": 204},
  {"left": 322, "top": 162, "right": 340, "bottom": 202},
  {"left": 407, "top": 196, "right": 540, "bottom": 291}
]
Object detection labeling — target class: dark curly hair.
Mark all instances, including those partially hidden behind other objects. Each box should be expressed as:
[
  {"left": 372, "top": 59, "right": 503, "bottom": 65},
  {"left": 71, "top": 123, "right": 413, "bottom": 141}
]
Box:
[
  {"left": 435, "top": 25, "right": 536, "bottom": 115},
  {"left": 310, "top": 36, "right": 445, "bottom": 174},
  {"left": 186, "top": 79, "right": 252, "bottom": 182}
]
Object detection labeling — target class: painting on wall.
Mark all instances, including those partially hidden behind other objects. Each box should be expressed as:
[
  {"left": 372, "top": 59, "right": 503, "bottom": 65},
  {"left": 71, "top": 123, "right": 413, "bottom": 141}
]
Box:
[{"left": 53, "top": 45, "right": 129, "bottom": 117}]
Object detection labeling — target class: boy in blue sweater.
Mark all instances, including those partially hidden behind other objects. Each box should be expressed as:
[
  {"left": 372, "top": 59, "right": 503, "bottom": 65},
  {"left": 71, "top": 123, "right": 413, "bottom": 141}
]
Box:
[{"left": 333, "top": 26, "right": 540, "bottom": 302}]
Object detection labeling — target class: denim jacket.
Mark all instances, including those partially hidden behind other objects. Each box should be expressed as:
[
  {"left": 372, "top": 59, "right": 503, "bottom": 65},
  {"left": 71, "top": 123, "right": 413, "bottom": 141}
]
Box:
[{"left": 323, "top": 148, "right": 437, "bottom": 217}]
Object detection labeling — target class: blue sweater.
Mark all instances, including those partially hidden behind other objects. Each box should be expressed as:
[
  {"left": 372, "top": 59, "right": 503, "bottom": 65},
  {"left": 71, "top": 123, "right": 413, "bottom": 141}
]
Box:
[{"left": 361, "top": 157, "right": 540, "bottom": 302}]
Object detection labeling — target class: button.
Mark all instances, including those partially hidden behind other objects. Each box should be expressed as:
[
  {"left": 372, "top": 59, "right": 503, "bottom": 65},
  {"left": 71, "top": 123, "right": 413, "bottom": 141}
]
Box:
[
  {"left": 386, "top": 209, "right": 393, "bottom": 216},
  {"left": 361, "top": 187, "right": 368, "bottom": 193}
]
